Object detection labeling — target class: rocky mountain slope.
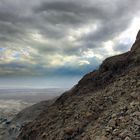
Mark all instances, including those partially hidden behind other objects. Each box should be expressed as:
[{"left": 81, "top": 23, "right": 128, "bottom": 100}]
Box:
[
  {"left": 0, "top": 99, "right": 56, "bottom": 140},
  {"left": 18, "top": 31, "right": 140, "bottom": 140}
]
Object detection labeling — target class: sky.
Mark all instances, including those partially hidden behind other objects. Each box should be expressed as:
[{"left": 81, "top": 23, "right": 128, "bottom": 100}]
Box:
[{"left": 0, "top": 0, "right": 140, "bottom": 88}]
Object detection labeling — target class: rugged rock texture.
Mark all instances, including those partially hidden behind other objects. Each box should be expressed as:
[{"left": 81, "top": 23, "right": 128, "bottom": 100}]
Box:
[
  {"left": 0, "top": 100, "right": 55, "bottom": 140},
  {"left": 18, "top": 31, "right": 140, "bottom": 140}
]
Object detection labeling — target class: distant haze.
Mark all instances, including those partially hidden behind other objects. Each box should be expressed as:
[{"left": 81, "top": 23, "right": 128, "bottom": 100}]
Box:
[{"left": 0, "top": 76, "right": 81, "bottom": 89}]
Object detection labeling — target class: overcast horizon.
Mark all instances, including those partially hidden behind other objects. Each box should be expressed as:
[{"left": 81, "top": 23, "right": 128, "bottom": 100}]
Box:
[
  {"left": 0, "top": 0, "right": 140, "bottom": 88},
  {"left": 0, "top": 76, "right": 81, "bottom": 89}
]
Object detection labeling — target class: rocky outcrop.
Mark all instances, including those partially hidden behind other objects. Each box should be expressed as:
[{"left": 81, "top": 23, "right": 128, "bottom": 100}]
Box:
[
  {"left": 132, "top": 30, "right": 140, "bottom": 51},
  {"left": 18, "top": 31, "right": 140, "bottom": 140}
]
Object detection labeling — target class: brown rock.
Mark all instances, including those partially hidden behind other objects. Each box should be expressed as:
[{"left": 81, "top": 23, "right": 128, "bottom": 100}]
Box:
[
  {"left": 108, "top": 119, "right": 116, "bottom": 128},
  {"left": 41, "top": 132, "right": 48, "bottom": 139},
  {"left": 105, "top": 126, "right": 113, "bottom": 132},
  {"left": 132, "top": 111, "right": 140, "bottom": 117},
  {"left": 130, "top": 92, "right": 139, "bottom": 99},
  {"left": 124, "top": 136, "right": 132, "bottom": 140},
  {"left": 85, "top": 112, "right": 93, "bottom": 119},
  {"left": 119, "top": 130, "right": 132, "bottom": 138},
  {"left": 101, "top": 136, "right": 108, "bottom": 140},
  {"left": 134, "top": 118, "right": 140, "bottom": 126},
  {"left": 64, "top": 127, "right": 76, "bottom": 135},
  {"left": 112, "top": 129, "right": 120, "bottom": 135},
  {"left": 95, "top": 136, "right": 108, "bottom": 140}
]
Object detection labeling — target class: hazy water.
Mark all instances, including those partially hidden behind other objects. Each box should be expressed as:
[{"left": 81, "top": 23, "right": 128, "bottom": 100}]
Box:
[
  {"left": 0, "top": 88, "right": 66, "bottom": 117},
  {"left": 0, "top": 76, "right": 81, "bottom": 89},
  {"left": 0, "top": 88, "right": 66, "bottom": 103}
]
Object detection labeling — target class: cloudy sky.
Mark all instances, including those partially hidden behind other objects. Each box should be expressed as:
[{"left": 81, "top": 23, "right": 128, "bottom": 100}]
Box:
[{"left": 0, "top": 0, "right": 140, "bottom": 88}]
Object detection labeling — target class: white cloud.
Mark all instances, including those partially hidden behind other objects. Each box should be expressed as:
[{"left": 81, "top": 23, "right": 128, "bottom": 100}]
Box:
[{"left": 79, "top": 60, "right": 90, "bottom": 65}]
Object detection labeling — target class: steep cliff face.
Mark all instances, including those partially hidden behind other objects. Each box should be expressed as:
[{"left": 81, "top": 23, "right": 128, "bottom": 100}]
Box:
[{"left": 18, "top": 31, "right": 140, "bottom": 140}]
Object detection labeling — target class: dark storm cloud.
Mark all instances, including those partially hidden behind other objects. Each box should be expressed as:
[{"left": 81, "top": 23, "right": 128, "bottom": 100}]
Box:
[
  {"left": 0, "top": 0, "right": 140, "bottom": 76},
  {"left": 34, "top": 0, "right": 140, "bottom": 50},
  {"left": 78, "top": 0, "right": 140, "bottom": 49},
  {"left": 34, "top": 0, "right": 111, "bottom": 22}
]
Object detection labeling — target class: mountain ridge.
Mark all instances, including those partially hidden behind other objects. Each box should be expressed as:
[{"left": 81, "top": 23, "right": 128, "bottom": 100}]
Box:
[{"left": 18, "top": 31, "right": 140, "bottom": 140}]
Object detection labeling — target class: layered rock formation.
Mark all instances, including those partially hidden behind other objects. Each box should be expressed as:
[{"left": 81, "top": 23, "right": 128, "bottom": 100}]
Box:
[{"left": 18, "top": 31, "right": 140, "bottom": 140}]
